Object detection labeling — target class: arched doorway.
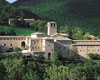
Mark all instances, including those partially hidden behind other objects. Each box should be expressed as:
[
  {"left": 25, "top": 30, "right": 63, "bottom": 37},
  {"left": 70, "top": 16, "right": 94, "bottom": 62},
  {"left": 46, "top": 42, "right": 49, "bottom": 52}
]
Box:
[
  {"left": 21, "top": 41, "right": 25, "bottom": 48},
  {"left": 48, "top": 53, "right": 51, "bottom": 60}
]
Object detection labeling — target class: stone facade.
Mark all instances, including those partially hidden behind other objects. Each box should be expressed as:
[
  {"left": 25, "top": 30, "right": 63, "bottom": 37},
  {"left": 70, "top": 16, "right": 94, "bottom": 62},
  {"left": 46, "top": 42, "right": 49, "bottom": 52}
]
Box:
[
  {"left": 0, "top": 22, "right": 100, "bottom": 59},
  {"left": 9, "top": 19, "right": 34, "bottom": 26}
]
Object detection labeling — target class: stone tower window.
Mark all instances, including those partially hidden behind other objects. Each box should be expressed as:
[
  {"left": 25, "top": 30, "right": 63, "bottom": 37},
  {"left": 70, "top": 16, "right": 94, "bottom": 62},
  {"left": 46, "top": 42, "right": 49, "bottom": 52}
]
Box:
[{"left": 51, "top": 24, "right": 53, "bottom": 27}]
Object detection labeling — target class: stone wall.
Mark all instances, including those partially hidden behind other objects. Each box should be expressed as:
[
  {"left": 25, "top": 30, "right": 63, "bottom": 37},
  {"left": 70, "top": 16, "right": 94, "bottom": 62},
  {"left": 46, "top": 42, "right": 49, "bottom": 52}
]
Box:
[{"left": 0, "top": 36, "right": 30, "bottom": 51}]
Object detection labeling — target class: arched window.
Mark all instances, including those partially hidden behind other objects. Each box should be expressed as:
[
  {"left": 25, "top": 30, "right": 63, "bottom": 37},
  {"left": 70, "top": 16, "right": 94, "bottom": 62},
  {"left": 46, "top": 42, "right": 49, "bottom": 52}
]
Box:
[
  {"left": 21, "top": 41, "right": 25, "bottom": 48},
  {"left": 48, "top": 53, "right": 51, "bottom": 60}
]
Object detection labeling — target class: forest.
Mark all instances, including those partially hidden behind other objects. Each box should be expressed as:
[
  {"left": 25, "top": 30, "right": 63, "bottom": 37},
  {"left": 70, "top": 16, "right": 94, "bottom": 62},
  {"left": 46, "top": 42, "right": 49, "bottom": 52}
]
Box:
[
  {"left": 13, "top": 0, "right": 100, "bottom": 36},
  {"left": 1, "top": 0, "right": 100, "bottom": 37},
  {"left": 1, "top": 0, "right": 100, "bottom": 80},
  {"left": 1, "top": 51, "right": 100, "bottom": 80}
]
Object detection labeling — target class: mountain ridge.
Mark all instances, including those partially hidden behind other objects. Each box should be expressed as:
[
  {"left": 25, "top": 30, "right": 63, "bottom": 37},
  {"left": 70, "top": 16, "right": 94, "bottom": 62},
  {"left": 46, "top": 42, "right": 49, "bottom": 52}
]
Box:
[{"left": 13, "top": 0, "right": 100, "bottom": 36}]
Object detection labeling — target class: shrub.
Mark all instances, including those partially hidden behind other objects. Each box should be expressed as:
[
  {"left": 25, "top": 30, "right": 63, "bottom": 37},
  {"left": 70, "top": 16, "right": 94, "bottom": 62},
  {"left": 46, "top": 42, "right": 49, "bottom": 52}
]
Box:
[
  {"left": 37, "top": 54, "right": 44, "bottom": 61},
  {"left": 51, "top": 52, "right": 59, "bottom": 62},
  {"left": 0, "top": 48, "right": 3, "bottom": 55},
  {"left": 15, "top": 48, "right": 21, "bottom": 53},
  {"left": 9, "top": 48, "right": 14, "bottom": 52},
  {"left": 88, "top": 53, "right": 100, "bottom": 60}
]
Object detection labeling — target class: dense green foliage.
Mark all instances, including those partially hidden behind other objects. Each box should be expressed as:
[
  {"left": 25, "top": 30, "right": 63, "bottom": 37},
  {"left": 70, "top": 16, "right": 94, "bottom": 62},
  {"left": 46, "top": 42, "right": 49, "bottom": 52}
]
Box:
[
  {"left": 1, "top": 53, "right": 100, "bottom": 80},
  {"left": 0, "top": 0, "right": 12, "bottom": 25},
  {"left": 13, "top": 0, "right": 100, "bottom": 36},
  {"left": 88, "top": 53, "right": 100, "bottom": 60},
  {"left": 31, "top": 20, "right": 47, "bottom": 33},
  {"left": 0, "top": 26, "right": 35, "bottom": 36},
  {"left": 0, "top": 27, "right": 16, "bottom": 35}
]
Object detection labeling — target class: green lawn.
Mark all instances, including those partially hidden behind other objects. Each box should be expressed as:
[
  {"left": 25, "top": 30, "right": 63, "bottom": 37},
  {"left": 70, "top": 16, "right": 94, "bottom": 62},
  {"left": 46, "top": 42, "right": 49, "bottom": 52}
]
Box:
[
  {"left": 0, "top": 26, "right": 35, "bottom": 36},
  {"left": 14, "top": 27, "right": 34, "bottom": 36}
]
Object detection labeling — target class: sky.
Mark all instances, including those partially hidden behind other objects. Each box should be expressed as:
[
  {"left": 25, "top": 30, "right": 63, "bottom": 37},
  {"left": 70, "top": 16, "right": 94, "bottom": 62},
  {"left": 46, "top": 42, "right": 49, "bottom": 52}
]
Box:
[{"left": 6, "top": 0, "right": 17, "bottom": 3}]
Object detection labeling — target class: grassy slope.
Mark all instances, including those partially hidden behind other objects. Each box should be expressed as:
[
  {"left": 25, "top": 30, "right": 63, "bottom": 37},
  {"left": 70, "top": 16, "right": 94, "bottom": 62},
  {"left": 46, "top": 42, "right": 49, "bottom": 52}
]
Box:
[
  {"left": 0, "top": 26, "right": 34, "bottom": 36},
  {"left": 13, "top": 0, "right": 100, "bottom": 36}
]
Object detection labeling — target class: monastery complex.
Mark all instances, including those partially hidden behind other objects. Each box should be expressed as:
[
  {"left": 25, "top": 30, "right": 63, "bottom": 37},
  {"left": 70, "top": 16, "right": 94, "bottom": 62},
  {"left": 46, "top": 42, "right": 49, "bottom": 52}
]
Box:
[{"left": 0, "top": 22, "right": 100, "bottom": 59}]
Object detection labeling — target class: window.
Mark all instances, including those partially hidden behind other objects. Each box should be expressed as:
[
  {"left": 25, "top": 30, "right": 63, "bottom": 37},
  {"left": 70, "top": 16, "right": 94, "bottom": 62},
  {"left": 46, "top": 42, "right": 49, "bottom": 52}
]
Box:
[
  {"left": 38, "top": 47, "right": 40, "bottom": 49},
  {"left": 35, "top": 47, "right": 37, "bottom": 49},
  {"left": 51, "top": 24, "right": 53, "bottom": 26},
  {"left": 48, "top": 53, "right": 51, "bottom": 60},
  {"left": 4, "top": 44, "right": 6, "bottom": 46},
  {"left": 10, "top": 44, "right": 12, "bottom": 46},
  {"left": 34, "top": 41, "right": 36, "bottom": 44},
  {"left": 54, "top": 24, "right": 55, "bottom": 27},
  {"left": 21, "top": 42, "right": 25, "bottom": 48}
]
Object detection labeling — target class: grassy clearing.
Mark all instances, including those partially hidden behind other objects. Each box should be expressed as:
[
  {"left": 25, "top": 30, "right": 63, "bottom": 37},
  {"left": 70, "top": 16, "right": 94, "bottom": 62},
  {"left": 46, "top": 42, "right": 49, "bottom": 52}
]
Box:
[{"left": 0, "top": 26, "right": 35, "bottom": 36}]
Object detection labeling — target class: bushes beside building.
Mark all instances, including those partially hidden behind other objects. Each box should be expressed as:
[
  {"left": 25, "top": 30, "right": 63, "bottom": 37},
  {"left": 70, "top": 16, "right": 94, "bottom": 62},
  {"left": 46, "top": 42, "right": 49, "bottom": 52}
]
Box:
[
  {"left": 1, "top": 53, "right": 100, "bottom": 80},
  {"left": 0, "top": 27, "right": 16, "bottom": 36},
  {"left": 88, "top": 53, "right": 100, "bottom": 60}
]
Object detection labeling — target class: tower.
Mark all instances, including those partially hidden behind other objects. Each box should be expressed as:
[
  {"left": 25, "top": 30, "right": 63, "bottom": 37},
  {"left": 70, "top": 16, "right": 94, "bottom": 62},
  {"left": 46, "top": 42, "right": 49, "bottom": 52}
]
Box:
[{"left": 47, "top": 22, "right": 57, "bottom": 36}]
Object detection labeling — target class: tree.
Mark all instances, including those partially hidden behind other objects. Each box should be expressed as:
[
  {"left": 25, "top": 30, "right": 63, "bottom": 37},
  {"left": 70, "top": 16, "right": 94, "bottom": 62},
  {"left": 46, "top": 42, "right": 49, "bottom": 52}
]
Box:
[
  {"left": 37, "top": 54, "right": 44, "bottom": 61},
  {"left": 68, "top": 67, "right": 86, "bottom": 80},
  {"left": 26, "top": 69, "right": 40, "bottom": 80},
  {"left": 83, "top": 32, "right": 91, "bottom": 40},
  {"left": 0, "top": 48, "right": 3, "bottom": 55},
  {"left": 0, "top": 0, "right": 13, "bottom": 25},
  {"left": 15, "top": 48, "right": 21, "bottom": 53},
  {"left": 1, "top": 55, "right": 25, "bottom": 80},
  {"left": 5, "top": 27, "right": 16, "bottom": 36},
  {"left": 59, "top": 25, "right": 72, "bottom": 35},
  {"left": 31, "top": 20, "right": 47, "bottom": 33},
  {"left": 0, "top": 63, "right": 6, "bottom": 80},
  {"left": 45, "top": 65, "right": 68, "bottom": 80},
  {"left": 51, "top": 52, "right": 59, "bottom": 64},
  {"left": 88, "top": 53, "right": 100, "bottom": 60},
  {"left": 72, "top": 27, "right": 83, "bottom": 40}
]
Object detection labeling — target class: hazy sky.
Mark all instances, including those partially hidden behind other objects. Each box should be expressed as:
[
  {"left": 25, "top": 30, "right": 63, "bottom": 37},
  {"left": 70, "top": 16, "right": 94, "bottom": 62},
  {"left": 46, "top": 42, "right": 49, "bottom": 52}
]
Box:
[{"left": 6, "top": 0, "right": 17, "bottom": 3}]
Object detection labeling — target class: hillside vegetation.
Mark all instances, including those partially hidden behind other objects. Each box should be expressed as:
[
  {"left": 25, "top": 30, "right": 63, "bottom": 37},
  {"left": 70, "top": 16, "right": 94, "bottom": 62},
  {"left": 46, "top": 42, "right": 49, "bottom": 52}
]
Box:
[{"left": 13, "top": 0, "right": 100, "bottom": 36}]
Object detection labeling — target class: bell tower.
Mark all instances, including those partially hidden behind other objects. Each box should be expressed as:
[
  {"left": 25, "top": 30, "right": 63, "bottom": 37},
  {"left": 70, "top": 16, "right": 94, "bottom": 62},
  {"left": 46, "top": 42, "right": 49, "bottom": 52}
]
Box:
[{"left": 47, "top": 22, "right": 57, "bottom": 36}]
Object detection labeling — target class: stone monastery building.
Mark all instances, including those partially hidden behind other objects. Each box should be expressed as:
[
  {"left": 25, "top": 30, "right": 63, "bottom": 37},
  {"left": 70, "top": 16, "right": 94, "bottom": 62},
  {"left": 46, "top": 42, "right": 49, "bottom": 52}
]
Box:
[{"left": 0, "top": 22, "right": 100, "bottom": 59}]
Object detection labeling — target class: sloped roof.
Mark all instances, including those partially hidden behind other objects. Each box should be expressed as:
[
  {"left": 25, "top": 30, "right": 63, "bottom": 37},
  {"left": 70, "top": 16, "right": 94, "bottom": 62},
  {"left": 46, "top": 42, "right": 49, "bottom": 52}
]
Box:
[{"left": 51, "top": 33, "right": 69, "bottom": 37}]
